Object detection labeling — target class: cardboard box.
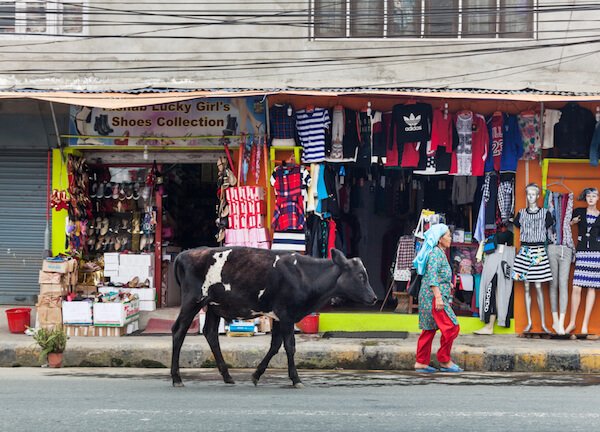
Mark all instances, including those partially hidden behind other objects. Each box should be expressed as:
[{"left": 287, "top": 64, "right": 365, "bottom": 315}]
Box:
[
  {"left": 36, "top": 293, "right": 63, "bottom": 329},
  {"left": 104, "top": 269, "right": 119, "bottom": 278},
  {"left": 118, "top": 265, "right": 153, "bottom": 280},
  {"left": 108, "top": 275, "right": 154, "bottom": 288},
  {"left": 198, "top": 312, "right": 226, "bottom": 334},
  {"left": 119, "top": 254, "right": 154, "bottom": 269},
  {"left": 104, "top": 253, "right": 120, "bottom": 265},
  {"left": 256, "top": 316, "right": 273, "bottom": 333},
  {"left": 73, "top": 285, "right": 97, "bottom": 297},
  {"left": 62, "top": 300, "right": 94, "bottom": 325},
  {"left": 38, "top": 271, "right": 65, "bottom": 284},
  {"left": 139, "top": 300, "right": 156, "bottom": 311},
  {"left": 93, "top": 299, "right": 140, "bottom": 327},
  {"left": 65, "top": 321, "right": 139, "bottom": 337},
  {"left": 42, "top": 258, "right": 72, "bottom": 274},
  {"left": 98, "top": 286, "right": 155, "bottom": 301},
  {"left": 40, "top": 283, "right": 68, "bottom": 296}
]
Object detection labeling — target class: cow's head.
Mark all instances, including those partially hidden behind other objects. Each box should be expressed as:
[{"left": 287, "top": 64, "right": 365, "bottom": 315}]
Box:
[{"left": 331, "top": 249, "right": 378, "bottom": 305}]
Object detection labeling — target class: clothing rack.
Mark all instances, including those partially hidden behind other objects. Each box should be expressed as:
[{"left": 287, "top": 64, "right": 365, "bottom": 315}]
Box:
[{"left": 541, "top": 158, "right": 589, "bottom": 192}]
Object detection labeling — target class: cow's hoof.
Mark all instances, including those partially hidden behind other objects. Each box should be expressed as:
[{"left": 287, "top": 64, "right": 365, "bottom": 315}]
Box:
[
  {"left": 293, "top": 382, "right": 305, "bottom": 389},
  {"left": 223, "top": 376, "right": 235, "bottom": 384},
  {"left": 252, "top": 376, "right": 259, "bottom": 386},
  {"left": 172, "top": 381, "right": 184, "bottom": 388}
]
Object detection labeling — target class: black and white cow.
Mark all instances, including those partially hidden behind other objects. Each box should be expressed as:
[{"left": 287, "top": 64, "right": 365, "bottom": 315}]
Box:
[{"left": 171, "top": 246, "right": 377, "bottom": 388}]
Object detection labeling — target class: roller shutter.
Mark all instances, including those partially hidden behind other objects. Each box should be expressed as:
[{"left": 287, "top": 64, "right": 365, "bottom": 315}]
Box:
[{"left": 0, "top": 150, "right": 48, "bottom": 304}]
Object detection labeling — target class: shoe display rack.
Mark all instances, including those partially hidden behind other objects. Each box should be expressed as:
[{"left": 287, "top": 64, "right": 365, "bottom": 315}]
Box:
[{"left": 85, "top": 164, "right": 158, "bottom": 258}]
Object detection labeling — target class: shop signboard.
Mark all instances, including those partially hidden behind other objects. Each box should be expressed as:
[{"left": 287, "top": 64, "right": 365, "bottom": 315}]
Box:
[{"left": 68, "top": 97, "right": 266, "bottom": 146}]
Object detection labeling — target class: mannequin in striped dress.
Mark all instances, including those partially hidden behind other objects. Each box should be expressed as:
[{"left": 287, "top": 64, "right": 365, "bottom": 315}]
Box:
[{"left": 513, "top": 184, "right": 554, "bottom": 333}]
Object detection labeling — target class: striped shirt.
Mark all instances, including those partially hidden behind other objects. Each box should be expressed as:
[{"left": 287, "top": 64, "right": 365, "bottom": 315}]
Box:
[
  {"left": 514, "top": 207, "right": 553, "bottom": 245},
  {"left": 296, "top": 108, "right": 330, "bottom": 163}
]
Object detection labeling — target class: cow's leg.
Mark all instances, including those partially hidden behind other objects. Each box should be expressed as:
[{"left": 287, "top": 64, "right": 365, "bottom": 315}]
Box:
[
  {"left": 203, "top": 307, "right": 234, "bottom": 384},
  {"left": 281, "top": 322, "right": 303, "bottom": 388},
  {"left": 171, "top": 298, "right": 204, "bottom": 387},
  {"left": 252, "top": 320, "right": 282, "bottom": 386}
]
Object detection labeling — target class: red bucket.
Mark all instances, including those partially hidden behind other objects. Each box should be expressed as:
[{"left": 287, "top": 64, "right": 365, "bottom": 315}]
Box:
[
  {"left": 297, "top": 314, "right": 319, "bottom": 334},
  {"left": 5, "top": 308, "right": 31, "bottom": 334}
]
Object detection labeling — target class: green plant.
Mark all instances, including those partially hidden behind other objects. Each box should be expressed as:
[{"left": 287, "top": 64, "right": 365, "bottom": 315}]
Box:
[{"left": 31, "top": 327, "right": 68, "bottom": 362}]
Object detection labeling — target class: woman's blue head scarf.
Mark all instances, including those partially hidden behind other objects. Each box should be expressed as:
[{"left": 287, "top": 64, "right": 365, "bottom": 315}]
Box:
[{"left": 413, "top": 223, "right": 449, "bottom": 275}]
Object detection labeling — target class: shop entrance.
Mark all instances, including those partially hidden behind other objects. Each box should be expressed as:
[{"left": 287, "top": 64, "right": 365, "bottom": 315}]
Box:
[{"left": 161, "top": 163, "right": 219, "bottom": 251}]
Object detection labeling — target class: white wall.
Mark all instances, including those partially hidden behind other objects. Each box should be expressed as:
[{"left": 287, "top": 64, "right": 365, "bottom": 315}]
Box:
[{"left": 0, "top": 1, "right": 597, "bottom": 92}]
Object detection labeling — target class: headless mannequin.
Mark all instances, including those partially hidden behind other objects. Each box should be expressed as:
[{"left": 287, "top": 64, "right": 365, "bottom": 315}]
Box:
[
  {"left": 565, "top": 190, "right": 600, "bottom": 335},
  {"left": 521, "top": 186, "right": 551, "bottom": 334},
  {"left": 474, "top": 244, "right": 506, "bottom": 335}
]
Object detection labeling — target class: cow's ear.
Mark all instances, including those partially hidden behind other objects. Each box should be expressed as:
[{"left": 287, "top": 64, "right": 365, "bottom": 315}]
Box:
[{"left": 331, "top": 249, "right": 348, "bottom": 268}]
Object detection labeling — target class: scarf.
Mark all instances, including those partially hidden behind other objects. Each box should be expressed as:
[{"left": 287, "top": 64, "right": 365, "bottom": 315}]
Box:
[{"left": 413, "top": 223, "right": 449, "bottom": 275}]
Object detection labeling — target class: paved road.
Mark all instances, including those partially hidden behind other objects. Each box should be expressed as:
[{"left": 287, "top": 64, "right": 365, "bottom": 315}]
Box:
[{"left": 2, "top": 368, "right": 600, "bottom": 431}]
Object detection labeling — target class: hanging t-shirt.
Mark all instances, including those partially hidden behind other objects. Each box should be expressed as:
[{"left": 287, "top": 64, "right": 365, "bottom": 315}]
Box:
[
  {"left": 389, "top": 102, "right": 433, "bottom": 145},
  {"left": 554, "top": 102, "right": 596, "bottom": 158},
  {"left": 371, "top": 111, "right": 386, "bottom": 160},
  {"left": 471, "top": 114, "right": 489, "bottom": 176},
  {"left": 296, "top": 107, "right": 331, "bottom": 163},
  {"left": 500, "top": 114, "right": 523, "bottom": 173},
  {"left": 356, "top": 111, "right": 372, "bottom": 168},
  {"left": 270, "top": 104, "right": 296, "bottom": 140},
  {"left": 430, "top": 107, "right": 453, "bottom": 152},
  {"left": 542, "top": 109, "right": 561, "bottom": 149},
  {"left": 485, "top": 113, "right": 504, "bottom": 172},
  {"left": 518, "top": 112, "right": 541, "bottom": 160},
  {"left": 450, "top": 111, "right": 473, "bottom": 176}
]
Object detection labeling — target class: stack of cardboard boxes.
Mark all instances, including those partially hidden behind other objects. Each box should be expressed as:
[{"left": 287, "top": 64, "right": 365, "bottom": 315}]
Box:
[
  {"left": 100, "top": 253, "right": 156, "bottom": 311},
  {"left": 36, "top": 257, "right": 78, "bottom": 329}
]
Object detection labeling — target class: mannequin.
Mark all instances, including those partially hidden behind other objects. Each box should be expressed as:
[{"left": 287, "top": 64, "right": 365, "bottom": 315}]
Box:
[
  {"left": 545, "top": 188, "right": 575, "bottom": 335},
  {"left": 474, "top": 230, "right": 515, "bottom": 335},
  {"left": 512, "top": 183, "right": 554, "bottom": 333},
  {"left": 565, "top": 188, "right": 600, "bottom": 337}
]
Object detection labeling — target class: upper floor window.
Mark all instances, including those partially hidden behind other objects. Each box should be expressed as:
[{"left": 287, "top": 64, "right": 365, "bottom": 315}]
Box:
[
  {"left": 313, "top": 0, "right": 535, "bottom": 39},
  {"left": 0, "top": 0, "right": 85, "bottom": 35}
]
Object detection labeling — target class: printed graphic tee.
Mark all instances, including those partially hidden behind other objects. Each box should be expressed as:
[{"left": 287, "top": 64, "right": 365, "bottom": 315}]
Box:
[{"left": 390, "top": 102, "right": 433, "bottom": 145}]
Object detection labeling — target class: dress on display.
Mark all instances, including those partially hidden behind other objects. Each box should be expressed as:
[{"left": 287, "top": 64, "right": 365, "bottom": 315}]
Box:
[
  {"left": 512, "top": 207, "right": 553, "bottom": 282},
  {"left": 572, "top": 208, "right": 600, "bottom": 288}
]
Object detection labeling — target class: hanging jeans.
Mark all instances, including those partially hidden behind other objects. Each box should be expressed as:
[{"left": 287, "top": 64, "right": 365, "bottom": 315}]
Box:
[
  {"left": 547, "top": 244, "right": 573, "bottom": 315},
  {"left": 478, "top": 245, "right": 516, "bottom": 327},
  {"left": 416, "top": 299, "right": 460, "bottom": 364}
]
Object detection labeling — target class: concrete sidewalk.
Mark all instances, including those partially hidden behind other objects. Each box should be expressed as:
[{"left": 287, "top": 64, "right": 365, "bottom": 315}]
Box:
[{"left": 3, "top": 305, "right": 600, "bottom": 372}]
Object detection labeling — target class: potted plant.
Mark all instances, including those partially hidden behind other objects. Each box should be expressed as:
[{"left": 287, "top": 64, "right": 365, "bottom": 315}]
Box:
[{"left": 31, "top": 326, "right": 68, "bottom": 368}]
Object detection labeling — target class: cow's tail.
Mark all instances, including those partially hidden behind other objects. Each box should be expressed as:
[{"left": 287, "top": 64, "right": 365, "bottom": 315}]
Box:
[{"left": 173, "top": 252, "right": 185, "bottom": 293}]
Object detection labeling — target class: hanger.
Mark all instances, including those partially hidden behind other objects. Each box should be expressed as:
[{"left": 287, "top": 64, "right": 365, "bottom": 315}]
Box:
[
  {"left": 366, "top": 101, "right": 372, "bottom": 116},
  {"left": 492, "top": 103, "right": 502, "bottom": 117},
  {"left": 521, "top": 105, "right": 537, "bottom": 116},
  {"left": 545, "top": 177, "right": 573, "bottom": 193},
  {"left": 443, "top": 102, "right": 448, "bottom": 120},
  {"left": 596, "top": 106, "right": 600, "bottom": 122},
  {"left": 406, "top": 98, "right": 417, "bottom": 105},
  {"left": 306, "top": 104, "right": 315, "bottom": 113}
]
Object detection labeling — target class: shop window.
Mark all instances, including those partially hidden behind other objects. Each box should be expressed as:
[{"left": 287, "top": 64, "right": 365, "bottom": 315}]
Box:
[
  {"left": 462, "top": 0, "right": 497, "bottom": 38},
  {"left": 313, "top": 0, "right": 346, "bottom": 38},
  {"left": 61, "top": 1, "right": 84, "bottom": 34},
  {"left": 499, "top": 0, "right": 534, "bottom": 39},
  {"left": 387, "top": 0, "right": 421, "bottom": 38},
  {"left": 312, "top": 0, "right": 535, "bottom": 39},
  {"left": 25, "top": 1, "right": 47, "bottom": 34},
  {"left": 0, "top": 1, "right": 85, "bottom": 36},
  {"left": 0, "top": 2, "right": 16, "bottom": 33},
  {"left": 424, "top": 0, "right": 458, "bottom": 38},
  {"left": 350, "top": 1, "right": 384, "bottom": 38}
]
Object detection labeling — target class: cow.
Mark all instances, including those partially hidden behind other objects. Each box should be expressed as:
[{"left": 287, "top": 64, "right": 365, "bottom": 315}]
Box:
[{"left": 170, "top": 246, "right": 377, "bottom": 388}]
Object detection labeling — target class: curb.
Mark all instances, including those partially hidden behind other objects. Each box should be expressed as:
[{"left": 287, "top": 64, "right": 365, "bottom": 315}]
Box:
[{"left": 3, "top": 337, "right": 600, "bottom": 373}]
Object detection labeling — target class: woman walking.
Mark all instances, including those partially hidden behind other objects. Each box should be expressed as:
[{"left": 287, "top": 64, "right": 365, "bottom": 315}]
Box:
[{"left": 413, "top": 224, "right": 463, "bottom": 373}]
